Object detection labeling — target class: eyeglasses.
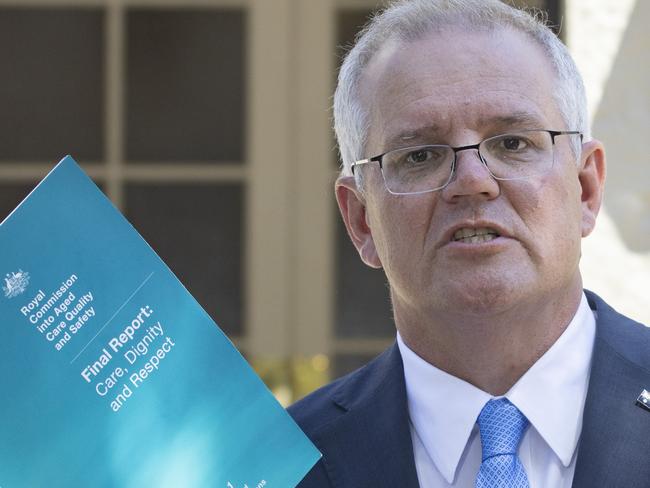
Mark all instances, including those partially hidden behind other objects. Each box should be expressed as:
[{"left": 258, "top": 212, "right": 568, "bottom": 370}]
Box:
[{"left": 351, "top": 129, "right": 583, "bottom": 195}]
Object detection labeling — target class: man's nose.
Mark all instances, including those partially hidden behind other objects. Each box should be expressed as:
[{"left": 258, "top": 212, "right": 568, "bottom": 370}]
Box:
[{"left": 440, "top": 148, "right": 500, "bottom": 202}]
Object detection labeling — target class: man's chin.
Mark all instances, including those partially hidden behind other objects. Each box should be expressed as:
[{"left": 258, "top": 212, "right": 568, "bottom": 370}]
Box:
[{"left": 436, "top": 276, "right": 530, "bottom": 316}]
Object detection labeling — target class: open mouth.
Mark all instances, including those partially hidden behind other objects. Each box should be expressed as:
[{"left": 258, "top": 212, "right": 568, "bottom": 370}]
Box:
[{"left": 452, "top": 227, "right": 500, "bottom": 244}]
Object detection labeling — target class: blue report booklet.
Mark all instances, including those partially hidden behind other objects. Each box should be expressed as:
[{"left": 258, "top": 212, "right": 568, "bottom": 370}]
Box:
[{"left": 0, "top": 156, "right": 320, "bottom": 487}]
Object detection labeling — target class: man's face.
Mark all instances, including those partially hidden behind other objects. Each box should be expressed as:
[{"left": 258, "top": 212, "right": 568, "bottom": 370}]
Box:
[{"left": 337, "top": 27, "right": 605, "bottom": 321}]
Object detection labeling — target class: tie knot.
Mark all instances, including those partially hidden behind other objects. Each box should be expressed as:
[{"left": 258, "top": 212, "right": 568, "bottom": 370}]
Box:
[{"left": 477, "top": 398, "right": 529, "bottom": 461}]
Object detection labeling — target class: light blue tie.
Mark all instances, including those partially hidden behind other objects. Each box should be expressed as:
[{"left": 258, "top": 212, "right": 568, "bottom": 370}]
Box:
[{"left": 475, "top": 398, "right": 531, "bottom": 488}]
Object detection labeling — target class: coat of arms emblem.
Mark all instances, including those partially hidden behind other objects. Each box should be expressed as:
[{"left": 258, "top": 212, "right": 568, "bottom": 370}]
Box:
[{"left": 3, "top": 270, "right": 30, "bottom": 298}]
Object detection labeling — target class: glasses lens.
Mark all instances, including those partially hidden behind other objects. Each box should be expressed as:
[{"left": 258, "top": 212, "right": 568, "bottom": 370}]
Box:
[
  {"left": 480, "top": 130, "right": 555, "bottom": 180},
  {"left": 381, "top": 145, "right": 454, "bottom": 194}
]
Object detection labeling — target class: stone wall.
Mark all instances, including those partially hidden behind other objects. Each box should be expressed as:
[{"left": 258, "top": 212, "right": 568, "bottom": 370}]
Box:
[{"left": 567, "top": 0, "right": 650, "bottom": 324}]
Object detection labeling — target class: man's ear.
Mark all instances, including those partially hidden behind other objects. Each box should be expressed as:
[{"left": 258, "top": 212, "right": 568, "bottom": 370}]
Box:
[
  {"left": 335, "top": 176, "right": 382, "bottom": 269},
  {"left": 578, "top": 139, "right": 607, "bottom": 237}
]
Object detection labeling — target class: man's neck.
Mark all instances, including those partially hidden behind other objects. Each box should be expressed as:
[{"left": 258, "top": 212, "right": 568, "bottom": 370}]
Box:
[{"left": 395, "top": 283, "right": 584, "bottom": 396}]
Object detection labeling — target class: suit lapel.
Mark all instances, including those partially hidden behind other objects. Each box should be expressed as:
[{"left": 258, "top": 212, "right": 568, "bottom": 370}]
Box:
[
  {"left": 314, "top": 345, "right": 420, "bottom": 488},
  {"left": 309, "top": 292, "right": 650, "bottom": 487},
  {"left": 572, "top": 292, "right": 650, "bottom": 487}
]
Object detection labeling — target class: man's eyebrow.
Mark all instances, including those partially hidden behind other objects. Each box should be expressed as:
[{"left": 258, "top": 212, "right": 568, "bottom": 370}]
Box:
[
  {"left": 385, "top": 124, "right": 444, "bottom": 148},
  {"left": 481, "top": 112, "right": 545, "bottom": 129},
  {"left": 381, "top": 113, "right": 545, "bottom": 151}
]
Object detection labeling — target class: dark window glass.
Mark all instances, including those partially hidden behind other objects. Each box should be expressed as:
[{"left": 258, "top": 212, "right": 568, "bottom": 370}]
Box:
[
  {"left": 126, "top": 9, "right": 246, "bottom": 163},
  {"left": 0, "top": 180, "right": 105, "bottom": 223},
  {"left": 125, "top": 184, "right": 244, "bottom": 336},
  {"left": 336, "top": 8, "right": 373, "bottom": 62},
  {"left": 335, "top": 214, "right": 394, "bottom": 338},
  {"left": 0, "top": 184, "right": 35, "bottom": 222},
  {"left": 0, "top": 9, "right": 104, "bottom": 162},
  {"left": 508, "top": 1, "right": 561, "bottom": 35},
  {"left": 333, "top": 353, "right": 379, "bottom": 379},
  {"left": 334, "top": 8, "right": 394, "bottom": 341}
]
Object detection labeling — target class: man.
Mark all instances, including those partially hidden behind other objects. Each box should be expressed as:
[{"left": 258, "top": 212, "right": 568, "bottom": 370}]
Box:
[{"left": 289, "top": 0, "right": 650, "bottom": 487}]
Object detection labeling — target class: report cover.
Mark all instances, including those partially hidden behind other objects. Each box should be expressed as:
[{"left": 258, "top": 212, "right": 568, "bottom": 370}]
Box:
[{"left": 0, "top": 156, "right": 320, "bottom": 487}]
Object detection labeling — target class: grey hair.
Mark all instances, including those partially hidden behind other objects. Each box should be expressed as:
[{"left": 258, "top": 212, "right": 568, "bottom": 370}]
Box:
[{"left": 334, "top": 0, "right": 590, "bottom": 177}]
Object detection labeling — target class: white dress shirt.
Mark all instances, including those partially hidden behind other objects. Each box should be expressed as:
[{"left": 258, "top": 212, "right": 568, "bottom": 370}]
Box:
[{"left": 397, "top": 293, "right": 596, "bottom": 487}]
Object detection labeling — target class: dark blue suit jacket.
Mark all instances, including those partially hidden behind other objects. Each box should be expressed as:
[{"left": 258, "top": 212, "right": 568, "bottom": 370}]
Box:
[{"left": 288, "top": 291, "right": 650, "bottom": 487}]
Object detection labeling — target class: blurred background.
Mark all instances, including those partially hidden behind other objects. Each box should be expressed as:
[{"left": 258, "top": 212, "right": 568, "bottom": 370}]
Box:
[{"left": 0, "top": 0, "right": 648, "bottom": 406}]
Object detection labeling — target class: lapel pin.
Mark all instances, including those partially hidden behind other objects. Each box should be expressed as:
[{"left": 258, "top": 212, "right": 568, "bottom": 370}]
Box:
[{"left": 635, "top": 389, "right": 650, "bottom": 412}]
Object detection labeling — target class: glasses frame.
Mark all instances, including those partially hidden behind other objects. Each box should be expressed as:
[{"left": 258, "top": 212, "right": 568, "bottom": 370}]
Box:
[{"left": 351, "top": 129, "right": 583, "bottom": 195}]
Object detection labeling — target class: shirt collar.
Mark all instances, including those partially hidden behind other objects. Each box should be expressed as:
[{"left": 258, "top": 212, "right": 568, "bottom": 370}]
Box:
[
  {"left": 397, "top": 333, "right": 491, "bottom": 484},
  {"left": 506, "top": 292, "right": 595, "bottom": 467},
  {"left": 397, "top": 292, "right": 596, "bottom": 484}
]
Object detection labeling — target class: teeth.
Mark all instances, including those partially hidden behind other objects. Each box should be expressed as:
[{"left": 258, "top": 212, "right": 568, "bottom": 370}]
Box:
[
  {"left": 460, "top": 234, "right": 497, "bottom": 244},
  {"left": 453, "top": 227, "right": 500, "bottom": 243}
]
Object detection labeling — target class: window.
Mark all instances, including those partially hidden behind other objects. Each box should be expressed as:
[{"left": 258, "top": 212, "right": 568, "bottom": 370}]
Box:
[{"left": 0, "top": 0, "right": 564, "bottom": 403}]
